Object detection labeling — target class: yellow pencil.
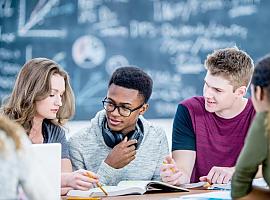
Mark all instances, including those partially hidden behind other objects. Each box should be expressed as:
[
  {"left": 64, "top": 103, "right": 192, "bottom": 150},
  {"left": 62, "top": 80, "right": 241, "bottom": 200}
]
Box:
[
  {"left": 67, "top": 197, "right": 100, "bottom": 200},
  {"left": 86, "top": 172, "right": 108, "bottom": 196},
  {"left": 203, "top": 181, "right": 212, "bottom": 188},
  {"left": 163, "top": 161, "right": 176, "bottom": 173}
]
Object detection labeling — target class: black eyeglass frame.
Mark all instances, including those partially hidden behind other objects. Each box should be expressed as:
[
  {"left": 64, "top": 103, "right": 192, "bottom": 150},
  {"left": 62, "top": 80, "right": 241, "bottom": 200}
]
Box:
[{"left": 102, "top": 97, "right": 145, "bottom": 117}]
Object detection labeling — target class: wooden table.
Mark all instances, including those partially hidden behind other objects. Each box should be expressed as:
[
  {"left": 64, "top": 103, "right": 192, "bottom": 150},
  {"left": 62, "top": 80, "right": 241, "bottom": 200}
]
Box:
[{"left": 64, "top": 189, "right": 215, "bottom": 200}]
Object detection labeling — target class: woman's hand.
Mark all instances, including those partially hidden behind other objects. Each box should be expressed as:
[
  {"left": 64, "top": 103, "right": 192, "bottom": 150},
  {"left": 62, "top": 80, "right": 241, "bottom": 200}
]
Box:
[{"left": 61, "top": 169, "right": 99, "bottom": 191}]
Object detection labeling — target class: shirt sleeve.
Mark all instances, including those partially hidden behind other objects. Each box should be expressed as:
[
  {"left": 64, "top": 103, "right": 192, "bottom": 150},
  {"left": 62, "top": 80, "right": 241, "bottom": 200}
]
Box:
[
  {"left": 172, "top": 104, "right": 196, "bottom": 151},
  {"left": 97, "top": 161, "right": 124, "bottom": 185},
  {"left": 231, "top": 112, "right": 268, "bottom": 198},
  {"left": 57, "top": 128, "right": 70, "bottom": 159},
  {"left": 68, "top": 137, "right": 87, "bottom": 171},
  {"left": 152, "top": 128, "right": 170, "bottom": 180},
  {"left": 69, "top": 143, "right": 128, "bottom": 185},
  {"left": 43, "top": 121, "right": 70, "bottom": 159}
]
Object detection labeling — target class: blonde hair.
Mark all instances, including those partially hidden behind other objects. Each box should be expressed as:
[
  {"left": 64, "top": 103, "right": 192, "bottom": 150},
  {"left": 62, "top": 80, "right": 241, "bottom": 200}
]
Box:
[
  {"left": 1, "top": 58, "right": 75, "bottom": 134},
  {"left": 0, "top": 115, "right": 24, "bottom": 151},
  {"left": 205, "top": 47, "right": 254, "bottom": 90}
]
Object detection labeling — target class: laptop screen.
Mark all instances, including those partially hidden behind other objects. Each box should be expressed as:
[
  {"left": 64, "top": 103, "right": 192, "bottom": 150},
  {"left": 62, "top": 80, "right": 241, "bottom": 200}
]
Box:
[{"left": 27, "top": 143, "right": 61, "bottom": 199}]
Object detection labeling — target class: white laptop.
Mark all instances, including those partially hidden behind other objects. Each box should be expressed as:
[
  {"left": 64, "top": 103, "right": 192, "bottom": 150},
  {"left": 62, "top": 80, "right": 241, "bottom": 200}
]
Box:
[{"left": 28, "top": 143, "right": 61, "bottom": 200}]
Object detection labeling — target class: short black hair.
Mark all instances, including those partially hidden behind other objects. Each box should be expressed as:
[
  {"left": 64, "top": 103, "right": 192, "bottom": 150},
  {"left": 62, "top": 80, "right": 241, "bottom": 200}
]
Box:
[
  {"left": 108, "top": 66, "right": 153, "bottom": 103},
  {"left": 252, "top": 54, "right": 270, "bottom": 88}
]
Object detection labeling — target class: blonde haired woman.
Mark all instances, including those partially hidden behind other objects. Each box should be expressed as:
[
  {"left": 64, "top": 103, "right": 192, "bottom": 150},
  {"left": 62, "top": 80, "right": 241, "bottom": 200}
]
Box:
[
  {"left": 0, "top": 115, "right": 55, "bottom": 199},
  {"left": 231, "top": 55, "right": 270, "bottom": 199},
  {"left": 1, "top": 58, "right": 98, "bottom": 195}
]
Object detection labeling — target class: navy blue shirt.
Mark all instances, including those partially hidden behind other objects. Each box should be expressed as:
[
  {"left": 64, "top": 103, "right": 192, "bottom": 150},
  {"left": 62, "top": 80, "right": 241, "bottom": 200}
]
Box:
[
  {"left": 172, "top": 104, "right": 196, "bottom": 151},
  {"left": 42, "top": 119, "right": 70, "bottom": 159}
]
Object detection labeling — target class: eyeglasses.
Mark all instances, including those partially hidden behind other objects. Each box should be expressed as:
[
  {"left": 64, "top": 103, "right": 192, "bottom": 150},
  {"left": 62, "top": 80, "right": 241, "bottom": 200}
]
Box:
[{"left": 102, "top": 97, "right": 144, "bottom": 117}]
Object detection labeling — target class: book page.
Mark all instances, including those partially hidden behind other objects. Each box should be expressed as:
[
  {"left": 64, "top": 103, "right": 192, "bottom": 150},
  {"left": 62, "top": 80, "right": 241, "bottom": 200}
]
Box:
[
  {"left": 67, "top": 185, "right": 145, "bottom": 197},
  {"left": 118, "top": 180, "right": 149, "bottom": 189},
  {"left": 118, "top": 180, "right": 188, "bottom": 192},
  {"left": 252, "top": 178, "right": 269, "bottom": 189}
]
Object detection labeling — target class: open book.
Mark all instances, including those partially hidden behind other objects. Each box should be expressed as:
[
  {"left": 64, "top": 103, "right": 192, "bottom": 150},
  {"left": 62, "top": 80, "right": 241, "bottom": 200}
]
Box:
[{"left": 67, "top": 180, "right": 189, "bottom": 197}]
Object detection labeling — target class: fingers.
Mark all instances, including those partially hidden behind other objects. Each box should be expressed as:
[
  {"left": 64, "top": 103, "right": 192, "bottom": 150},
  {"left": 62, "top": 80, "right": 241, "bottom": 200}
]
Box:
[
  {"left": 125, "top": 138, "right": 137, "bottom": 147},
  {"left": 85, "top": 170, "right": 99, "bottom": 180},
  {"left": 201, "top": 167, "right": 233, "bottom": 184},
  {"left": 127, "top": 155, "right": 136, "bottom": 163},
  {"left": 206, "top": 167, "right": 216, "bottom": 184},
  {"left": 61, "top": 187, "right": 73, "bottom": 195},
  {"left": 125, "top": 150, "right": 136, "bottom": 164},
  {"left": 75, "top": 180, "right": 95, "bottom": 190},
  {"left": 164, "top": 155, "right": 174, "bottom": 164},
  {"left": 161, "top": 166, "right": 179, "bottom": 178},
  {"left": 211, "top": 171, "right": 220, "bottom": 184},
  {"left": 160, "top": 162, "right": 180, "bottom": 185},
  {"left": 161, "top": 170, "right": 182, "bottom": 185},
  {"left": 164, "top": 174, "right": 181, "bottom": 184},
  {"left": 118, "top": 137, "right": 137, "bottom": 149},
  {"left": 166, "top": 172, "right": 182, "bottom": 186},
  {"left": 199, "top": 176, "right": 207, "bottom": 182},
  {"left": 77, "top": 169, "right": 99, "bottom": 181},
  {"left": 124, "top": 136, "right": 128, "bottom": 142},
  {"left": 223, "top": 174, "right": 231, "bottom": 184},
  {"left": 126, "top": 144, "right": 136, "bottom": 152},
  {"left": 122, "top": 138, "right": 137, "bottom": 155},
  {"left": 70, "top": 170, "right": 99, "bottom": 190},
  {"left": 160, "top": 163, "right": 176, "bottom": 172},
  {"left": 74, "top": 181, "right": 93, "bottom": 190}
]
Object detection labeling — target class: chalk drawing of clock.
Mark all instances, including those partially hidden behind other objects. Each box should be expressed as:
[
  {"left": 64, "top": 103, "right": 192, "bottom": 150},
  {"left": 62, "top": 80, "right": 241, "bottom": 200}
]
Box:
[{"left": 72, "top": 35, "right": 105, "bottom": 69}]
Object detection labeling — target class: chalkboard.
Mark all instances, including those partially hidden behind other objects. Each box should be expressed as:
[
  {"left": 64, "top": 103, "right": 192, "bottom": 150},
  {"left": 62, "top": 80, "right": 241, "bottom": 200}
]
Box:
[{"left": 1, "top": 0, "right": 270, "bottom": 120}]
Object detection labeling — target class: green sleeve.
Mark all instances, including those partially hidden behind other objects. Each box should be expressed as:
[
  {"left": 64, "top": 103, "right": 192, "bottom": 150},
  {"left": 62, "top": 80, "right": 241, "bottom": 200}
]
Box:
[{"left": 231, "top": 112, "right": 268, "bottom": 198}]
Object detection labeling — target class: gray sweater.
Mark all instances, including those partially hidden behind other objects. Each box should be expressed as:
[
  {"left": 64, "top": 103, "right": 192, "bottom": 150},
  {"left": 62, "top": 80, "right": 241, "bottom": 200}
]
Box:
[{"left": 69, "top": 110, "right": 169, "bottom": 185}]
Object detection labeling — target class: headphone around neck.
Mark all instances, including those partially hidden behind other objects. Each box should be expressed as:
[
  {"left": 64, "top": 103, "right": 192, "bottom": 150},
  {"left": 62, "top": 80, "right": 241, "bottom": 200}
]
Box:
[{"left": 101, "top": 117, "right": 144, "bottom": 149}]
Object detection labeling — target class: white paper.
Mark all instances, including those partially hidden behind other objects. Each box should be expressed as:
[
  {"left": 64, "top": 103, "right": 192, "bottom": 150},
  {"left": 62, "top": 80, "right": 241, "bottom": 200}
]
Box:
[{"left": 168, "top": 191, "right": 231, "bottom": 200}]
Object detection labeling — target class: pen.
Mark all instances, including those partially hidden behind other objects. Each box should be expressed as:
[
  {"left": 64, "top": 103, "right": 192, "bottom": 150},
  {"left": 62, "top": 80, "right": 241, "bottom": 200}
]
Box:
[{"left": 86, "top": 172, "right": 108, "bottom": 196}]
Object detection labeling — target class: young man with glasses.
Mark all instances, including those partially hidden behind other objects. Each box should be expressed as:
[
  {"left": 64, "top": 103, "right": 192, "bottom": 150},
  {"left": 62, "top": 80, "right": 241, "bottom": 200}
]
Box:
[{"left": 69, "top": 66, "right": 169, "bottom": 185}]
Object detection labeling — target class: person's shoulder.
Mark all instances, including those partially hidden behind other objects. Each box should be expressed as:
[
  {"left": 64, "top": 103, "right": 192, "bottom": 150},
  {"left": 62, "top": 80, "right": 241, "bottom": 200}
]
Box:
[
  {"left": 43, "top": 119, "right": 65, "bottom": 136},
  {"left": 246, "top": 98, "right": 256, "bottom": 112},
  {"left": 253, "top": 112, "right": 267, "bottom": 124},
  {"left": 180, "top": 96, "right": 205, "bottom": 116},
  {"left": 69, "top": 124, "right": 93, "bottom": 142},
  {"left": 69, "top": 110, "right": 105, "bottom": 143},
  {"left": 180, "top": 96, "right": 204, "bottom": 107},
  {"left": 237, "top": 98, "right": 256, "bottom": 120},
  {"left": 139, "top": 116, "right": 166, "bottom": 138},
  {"left": 246, "top": 112, "right": 268, "bottom": 142}
]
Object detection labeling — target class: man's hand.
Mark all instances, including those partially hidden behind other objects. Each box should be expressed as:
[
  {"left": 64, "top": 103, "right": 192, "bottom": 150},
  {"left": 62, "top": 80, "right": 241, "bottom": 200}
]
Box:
[
  {"left": 160, "top": 155, "right": 190, "bottom": 186},
  {"left": 199, "top": 166, "right": 235, "bottom": 184},
  {"left": 105, "top": 137, "right": 137, "bottom": 169}
]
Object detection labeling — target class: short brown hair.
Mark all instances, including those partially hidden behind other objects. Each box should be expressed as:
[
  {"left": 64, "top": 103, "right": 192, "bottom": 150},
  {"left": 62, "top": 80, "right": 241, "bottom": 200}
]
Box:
[
  {"left": 1, "top": 58, "right": 75, "bottom": 134},
  {"left": 205, "top": 47, "right": 254, "bottom": 90}
]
